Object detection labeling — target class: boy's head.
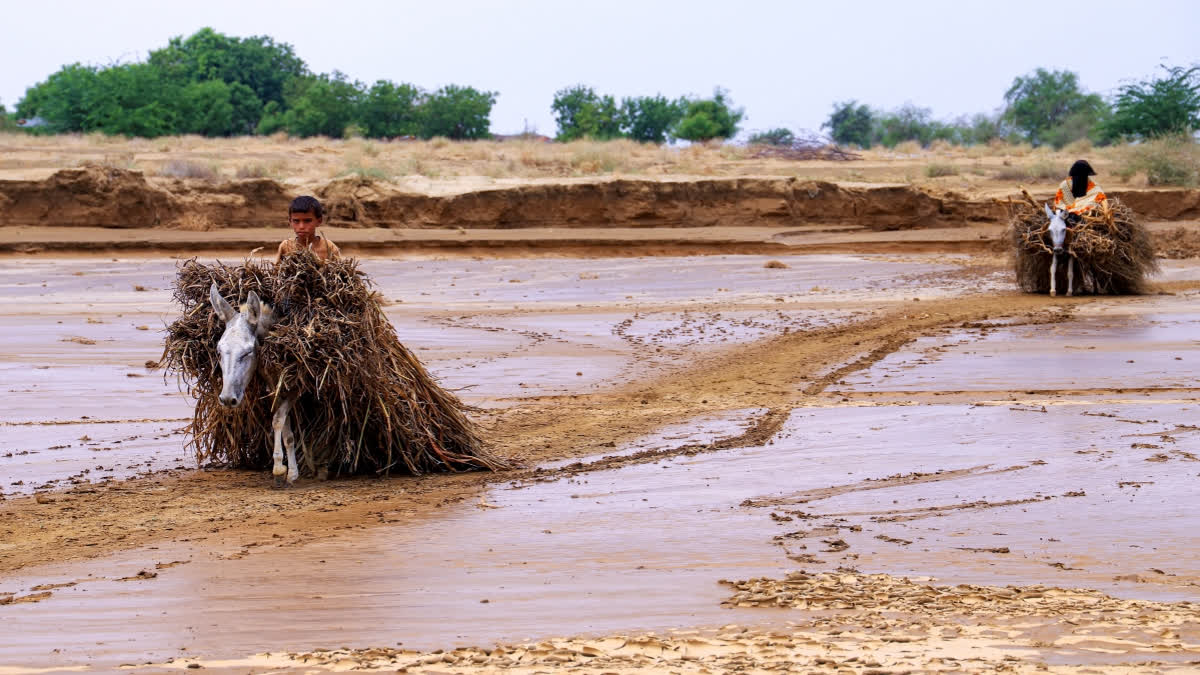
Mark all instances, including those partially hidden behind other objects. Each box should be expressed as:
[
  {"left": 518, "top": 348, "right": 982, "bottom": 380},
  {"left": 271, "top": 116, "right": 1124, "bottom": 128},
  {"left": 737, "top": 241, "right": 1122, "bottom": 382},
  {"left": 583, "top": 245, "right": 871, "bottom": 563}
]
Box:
[{"left": 288, "top": 196, "right": 323, "bottom": 242}]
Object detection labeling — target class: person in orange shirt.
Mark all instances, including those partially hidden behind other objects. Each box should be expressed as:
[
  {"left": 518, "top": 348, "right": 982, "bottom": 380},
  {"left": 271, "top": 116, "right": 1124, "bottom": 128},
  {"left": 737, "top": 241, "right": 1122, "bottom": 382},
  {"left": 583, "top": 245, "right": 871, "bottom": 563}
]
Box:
[
  {"left": 1053, "top": 160, "right": 1107, "bottom": 221},
  {"left": 277, "top": 195, "right": 341, "bottom": 262}
]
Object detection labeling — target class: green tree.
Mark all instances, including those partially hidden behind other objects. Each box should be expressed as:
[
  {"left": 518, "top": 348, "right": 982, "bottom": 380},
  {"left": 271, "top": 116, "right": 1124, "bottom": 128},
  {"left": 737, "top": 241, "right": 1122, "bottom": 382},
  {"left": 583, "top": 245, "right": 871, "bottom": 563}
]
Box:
[
  {"left": 552, "top": 85, "right": 623, "bottom": 141},
  {"left": 1104, "top": 64, "right": 1200, "bottom": 140},
  {"left": 280, "top": 72, "right": 363, "bottom": 138},
  {"left": 620, "top": 95, "right": 684, "bottom": 143},
  {"left": 870, "top": 104, "right": 952, "bottom": 148},
  {"left": 255, "top": 101, "right": 287, "bottom": 135},
  {"left": 360, "top": 80, "right": 422, "bottom": 138},
  {"left": 955, "top": 113, "right": 1004, "bottom": 145},
  {"left": 1003, "top": 68, "right": 1108, "bottom": 147},
  {"left": 420, "top": 85, "right": 496, "bottom": 139},
  {"left": 822, "top": 100, "right": 874, "bottom": 147},
  {"left": 178, "top": 80, "right": 234, "bottom": 136},
  {"left": 0, "top": 101, "right": 16, "bottom": 131},
  {"left": 83, "top": 63, "right": 181, "bottom": 137},
  {"left": 748, "top": 128, "right": 795, "bottom": 146},
  {"left": 674, "top": 88, "right": 744, "bottom": 142},
  {"left": 227, "top": 82, "right": 264, "bottom": 135},
  {"left": 17, "top": 63, "right": 102, "bottom": 132},
  {"left": 147, "top": 27, "right": 306, "bottom": 107}
]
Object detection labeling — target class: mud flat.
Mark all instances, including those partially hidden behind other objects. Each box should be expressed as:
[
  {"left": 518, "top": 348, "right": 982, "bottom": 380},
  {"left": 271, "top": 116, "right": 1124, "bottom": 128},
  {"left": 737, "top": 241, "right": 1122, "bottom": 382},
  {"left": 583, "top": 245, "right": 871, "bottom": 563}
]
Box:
[{"left": 1, "top": 246, "right": 1199, "bottom": 672}]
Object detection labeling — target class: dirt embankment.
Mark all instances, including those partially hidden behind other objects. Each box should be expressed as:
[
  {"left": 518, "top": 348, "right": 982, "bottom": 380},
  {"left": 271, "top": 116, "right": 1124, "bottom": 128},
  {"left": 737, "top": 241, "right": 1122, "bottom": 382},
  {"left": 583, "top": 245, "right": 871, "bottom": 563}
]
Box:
[{"left": 4, "top": 166, "right": 1200, "bottom": 232}]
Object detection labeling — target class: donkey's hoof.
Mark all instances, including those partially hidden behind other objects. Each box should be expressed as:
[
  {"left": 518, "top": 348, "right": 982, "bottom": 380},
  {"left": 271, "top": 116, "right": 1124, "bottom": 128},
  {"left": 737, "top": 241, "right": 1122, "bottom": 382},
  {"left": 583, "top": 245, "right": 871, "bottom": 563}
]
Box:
[
  {"left": 273, "top": 475, "right": 288, "bottom": 489},
  {"left": 287, "top": 470, "right": 300, "bottom": 485},
  {"left": 272, "top": 464, "right": 286, "bottom": 477}
]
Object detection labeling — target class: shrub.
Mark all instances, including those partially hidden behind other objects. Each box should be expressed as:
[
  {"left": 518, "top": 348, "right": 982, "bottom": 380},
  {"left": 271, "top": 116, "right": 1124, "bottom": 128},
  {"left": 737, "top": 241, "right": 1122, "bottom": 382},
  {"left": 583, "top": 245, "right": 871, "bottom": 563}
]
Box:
[
  {"left": 924, "top": 162, "right": 959, "bottom": 177},
  {"left": 674, "top": 88, "right": 744, "bottom": 142},
  {"left": 341, "top": 163, "right": 391, "bottom": 181},
  {"left": 1027, "top": 159, "right": 1061, "bottom": 179},
  {"left": 1119, "top": 135, "right": 1200, "bottom": 186},
  {"left": 992, "top": 159, "right": 1061, "bottom": 182},
  {"left": 748, "top": 128, "right": 795, "bottom": 146},
  {"left": 1063, "top": 138, "right": 1093, "bottom": 154},
  {"left": 160, "top": 159, "right": 219, "bottom": 180}
]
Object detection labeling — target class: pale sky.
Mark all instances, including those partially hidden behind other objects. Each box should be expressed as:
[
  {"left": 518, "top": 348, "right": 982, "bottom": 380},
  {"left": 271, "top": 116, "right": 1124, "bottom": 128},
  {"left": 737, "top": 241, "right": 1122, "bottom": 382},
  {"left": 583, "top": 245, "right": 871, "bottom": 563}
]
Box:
[{"left": 3, "top": 0, "right": 1198, "bottom": 139}]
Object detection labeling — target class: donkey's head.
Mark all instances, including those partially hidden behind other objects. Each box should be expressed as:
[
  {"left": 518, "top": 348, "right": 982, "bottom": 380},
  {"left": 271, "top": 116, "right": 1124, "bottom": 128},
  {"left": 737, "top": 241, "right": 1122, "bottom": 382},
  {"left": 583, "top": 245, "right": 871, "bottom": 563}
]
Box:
[
  {"left": 1044, "top": 203, "right": 1070, "bottom": 255},
  {"left": 209, "top": 283, "right": 274, "bottom": 408}
]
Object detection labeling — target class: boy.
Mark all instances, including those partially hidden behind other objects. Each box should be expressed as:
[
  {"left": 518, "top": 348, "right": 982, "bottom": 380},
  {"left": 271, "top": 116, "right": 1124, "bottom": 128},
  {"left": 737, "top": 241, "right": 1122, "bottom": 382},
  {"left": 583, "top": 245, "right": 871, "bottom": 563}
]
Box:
[{"left": 277, "top": 196, "right": 341, "bottom": 262}]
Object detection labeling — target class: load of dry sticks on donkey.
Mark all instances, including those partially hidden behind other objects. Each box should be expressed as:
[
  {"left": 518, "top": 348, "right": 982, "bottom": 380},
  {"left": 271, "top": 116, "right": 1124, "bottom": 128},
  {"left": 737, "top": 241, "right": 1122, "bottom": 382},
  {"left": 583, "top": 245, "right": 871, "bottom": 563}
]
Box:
[{"left": 161, "top": 251, "right": 507, "bottom": 484}]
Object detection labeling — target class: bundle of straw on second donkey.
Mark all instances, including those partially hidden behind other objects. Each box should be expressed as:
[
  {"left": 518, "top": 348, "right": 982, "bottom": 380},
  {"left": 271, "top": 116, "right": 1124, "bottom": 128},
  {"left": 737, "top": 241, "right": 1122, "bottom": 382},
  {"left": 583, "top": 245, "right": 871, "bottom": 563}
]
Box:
[
  {"left": 162, "top": 251, "right": 507, "bottom": 486},
  {"left": 1007, "top": 187, "right": 1158, "bottom": 296}
]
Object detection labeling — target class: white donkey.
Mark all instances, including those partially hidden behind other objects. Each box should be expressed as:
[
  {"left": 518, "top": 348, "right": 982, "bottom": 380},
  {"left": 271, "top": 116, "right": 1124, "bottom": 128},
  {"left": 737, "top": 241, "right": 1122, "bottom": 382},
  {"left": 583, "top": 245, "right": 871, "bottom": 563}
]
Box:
[
  {"left": 1044, "top": 204, "right": 1076, "bottom": 297},
  {"left": 209, "top": 282, "right": 301, "bottom": 485}
]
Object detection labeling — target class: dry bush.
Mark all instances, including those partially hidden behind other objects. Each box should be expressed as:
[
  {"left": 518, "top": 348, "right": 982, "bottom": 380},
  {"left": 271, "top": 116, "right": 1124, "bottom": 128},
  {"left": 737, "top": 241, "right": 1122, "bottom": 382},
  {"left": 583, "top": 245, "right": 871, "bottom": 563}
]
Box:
[
  {"left": 925, "top": 162, "right": 959, "bottom": 178},
  {"left": 1064, "top": 138, "right": 1093, "bottom": 155},
  {"left": 1116, "top": 136, "right": 1199, "bottom": 187},
  {"left": 168, "top": 212, "right": 220, "bottom": 231},
  {"left": 160, "top": 159, "right": 219, "bottom": 181},
  {"left": 928, "top": 139, "right": 955, "bottom": 154},
  {"left": 1027, "top": 159, "right": 1061, "bottom": 179},
  {"left": 892, "top": 140, "right": 922, "bottom": 155},
  {"left": 1006, "top": 142, "right": 1034, "bottom": 157},
  {"left": 238, "top": 162, "right": 285, "bottom": 178}
]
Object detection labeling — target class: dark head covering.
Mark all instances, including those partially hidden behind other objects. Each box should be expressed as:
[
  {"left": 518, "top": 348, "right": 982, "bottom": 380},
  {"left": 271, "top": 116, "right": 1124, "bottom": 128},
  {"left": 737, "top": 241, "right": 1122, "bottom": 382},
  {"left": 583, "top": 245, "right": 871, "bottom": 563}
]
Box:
[{"left": 1069, "top": 160, "right": 1096, "bottom": 198}]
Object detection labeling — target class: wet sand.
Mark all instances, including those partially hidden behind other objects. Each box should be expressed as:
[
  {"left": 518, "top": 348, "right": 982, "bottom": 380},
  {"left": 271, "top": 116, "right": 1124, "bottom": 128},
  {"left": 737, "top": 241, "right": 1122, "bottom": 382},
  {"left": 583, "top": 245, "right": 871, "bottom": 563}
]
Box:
[{"left": 2, "top": 250, "right": 1199, "bottom": 672}]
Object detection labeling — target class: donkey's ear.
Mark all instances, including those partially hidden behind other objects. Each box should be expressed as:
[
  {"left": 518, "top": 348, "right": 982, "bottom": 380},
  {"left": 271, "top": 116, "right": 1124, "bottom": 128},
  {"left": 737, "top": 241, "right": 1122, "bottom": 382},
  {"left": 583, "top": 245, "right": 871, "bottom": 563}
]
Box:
[
  {"left": 245, "top": 290, "right": 262, "bottom": 326},
  {"left": 209, "top": 282, "right": 236, "bottom": 323},
  {"left": 1044, "top": 203, "right": 1054, "bottom": 218}
]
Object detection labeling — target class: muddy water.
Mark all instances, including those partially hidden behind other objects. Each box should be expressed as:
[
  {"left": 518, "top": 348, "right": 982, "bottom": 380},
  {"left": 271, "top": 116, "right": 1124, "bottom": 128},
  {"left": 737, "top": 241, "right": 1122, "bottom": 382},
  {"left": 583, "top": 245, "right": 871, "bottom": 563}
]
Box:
[
  {"left": 4, "top": 256, "right": 1196, "bottom": 669},
  {"left": 840, "top": 295, "right": 1200, "bottom": 394},
  {"left": 3, "top": 401, "right": 1196, "bottom": 668},
  {"left": 0, "top": 255, "right": 924, "bottom": 492},
  {"left": 4, "top": 300, "right": 1199, "bottom": 668}
]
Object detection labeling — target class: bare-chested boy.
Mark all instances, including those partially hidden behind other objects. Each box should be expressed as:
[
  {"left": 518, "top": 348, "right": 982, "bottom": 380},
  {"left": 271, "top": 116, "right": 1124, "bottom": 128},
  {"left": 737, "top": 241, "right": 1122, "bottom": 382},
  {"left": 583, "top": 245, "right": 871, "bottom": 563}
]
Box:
[{"left": 277, "top": 195, "right": 341, "bottom": 262}]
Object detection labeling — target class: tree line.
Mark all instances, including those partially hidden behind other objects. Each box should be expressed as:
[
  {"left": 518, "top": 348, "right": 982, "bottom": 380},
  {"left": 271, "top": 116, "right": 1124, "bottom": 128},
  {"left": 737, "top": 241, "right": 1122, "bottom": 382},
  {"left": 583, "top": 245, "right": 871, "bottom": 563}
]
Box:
[
  {"left": 821, "top": 66, "right": 1200, "bottom": 150},
  {"left": 9, "top": 28, "right": 496, "bottom": 140},
  {"left": 3, "top": 28, "right": 1198, "bottom": 147}
]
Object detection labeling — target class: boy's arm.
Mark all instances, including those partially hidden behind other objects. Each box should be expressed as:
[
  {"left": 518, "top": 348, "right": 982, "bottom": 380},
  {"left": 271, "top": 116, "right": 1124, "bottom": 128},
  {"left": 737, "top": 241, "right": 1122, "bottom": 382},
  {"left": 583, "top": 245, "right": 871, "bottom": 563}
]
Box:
[{"left": 276, "top": 239, "right": 289, "bottom": 263}]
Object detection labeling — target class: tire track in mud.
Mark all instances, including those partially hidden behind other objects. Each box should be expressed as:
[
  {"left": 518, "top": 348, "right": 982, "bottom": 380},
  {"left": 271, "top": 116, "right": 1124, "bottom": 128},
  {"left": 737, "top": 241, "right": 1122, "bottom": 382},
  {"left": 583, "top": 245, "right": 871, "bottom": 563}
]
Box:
[{"left": 0, "top": 291, "right": 1081, "bottom": 574}]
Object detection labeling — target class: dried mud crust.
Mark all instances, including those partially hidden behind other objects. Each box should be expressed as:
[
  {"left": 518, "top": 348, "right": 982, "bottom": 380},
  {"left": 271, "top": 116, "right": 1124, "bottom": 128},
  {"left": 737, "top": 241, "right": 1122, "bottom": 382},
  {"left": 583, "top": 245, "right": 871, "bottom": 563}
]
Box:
[
  {"left": 0, "top": 292, "right": 1088, "bottom": 576},
  {"left": 3, "top": 166, "right": 1200, "bottom": 232}
]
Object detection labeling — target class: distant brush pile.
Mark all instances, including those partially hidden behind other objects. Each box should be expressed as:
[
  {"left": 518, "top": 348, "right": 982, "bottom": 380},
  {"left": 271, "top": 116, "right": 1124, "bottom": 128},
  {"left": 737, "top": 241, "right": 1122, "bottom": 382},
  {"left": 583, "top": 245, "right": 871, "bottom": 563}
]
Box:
[
  {"left": 161, "top": 251, "right": 507, "bottom": 476},
  {"left": 1007, "top": 198, "right": 1158, "bottom": 294}
]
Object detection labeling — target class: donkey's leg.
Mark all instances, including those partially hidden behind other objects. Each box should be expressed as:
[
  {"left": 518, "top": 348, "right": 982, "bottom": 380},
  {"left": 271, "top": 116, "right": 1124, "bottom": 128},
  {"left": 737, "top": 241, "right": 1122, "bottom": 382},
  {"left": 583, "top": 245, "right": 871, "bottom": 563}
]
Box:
[
  {"left": 282, "top": 402, "right": 300, "bottom": 484},
  {"left": 1049, "top": 255, "right": 1058, "bottom": 297},
  {"left": 1067, "top": 257, "right": 1075, "bottom": 297},
  {"left": 271, "top": 397, "right": 292, "bottom": 478}
]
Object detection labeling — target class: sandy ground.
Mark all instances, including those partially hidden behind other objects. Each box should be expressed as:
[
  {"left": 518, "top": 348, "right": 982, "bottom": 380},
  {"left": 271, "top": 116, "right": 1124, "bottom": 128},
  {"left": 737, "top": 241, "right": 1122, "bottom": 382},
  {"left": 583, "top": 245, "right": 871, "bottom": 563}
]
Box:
[{"left": 1, "top": 239, "right": 1200, "bottom": 672}]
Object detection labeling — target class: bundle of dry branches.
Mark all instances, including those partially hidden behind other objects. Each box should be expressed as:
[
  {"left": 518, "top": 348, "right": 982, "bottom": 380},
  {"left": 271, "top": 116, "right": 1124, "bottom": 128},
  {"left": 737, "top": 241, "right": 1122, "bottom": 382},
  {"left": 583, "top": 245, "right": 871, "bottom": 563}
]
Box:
[
  {"left": 749, "top": 136, "right": 861, "bottom": 161},
  {"left": 1007, "top": 197, "right": 1158, "bottom": 294},
  {"left": 161, "top": 251, "right": 507, "bottom": 477}
]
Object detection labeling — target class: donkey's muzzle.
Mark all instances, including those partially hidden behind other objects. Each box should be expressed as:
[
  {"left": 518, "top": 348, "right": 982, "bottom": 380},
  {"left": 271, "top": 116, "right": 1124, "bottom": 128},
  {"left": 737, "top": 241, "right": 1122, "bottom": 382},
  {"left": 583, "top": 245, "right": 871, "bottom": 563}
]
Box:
[
  {"left": 1053, "top": 246, "right": 1063, "bottom": 255},
  {"left": 219, "top": 394, "right": 240, "bottom": 407}
]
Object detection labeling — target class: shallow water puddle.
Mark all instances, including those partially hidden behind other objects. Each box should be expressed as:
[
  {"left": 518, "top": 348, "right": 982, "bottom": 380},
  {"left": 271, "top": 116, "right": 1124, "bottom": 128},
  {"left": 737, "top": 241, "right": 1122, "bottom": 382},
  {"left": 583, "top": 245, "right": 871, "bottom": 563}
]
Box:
[
  {"left": 750, "top": 402, "right": 1200, "bottom": 599},
  {"left": 1, "top": 421, "right": 188, "bottom": 496},
  {"left": 841, "top": 298, "right": 1200, "bottom": 393},
  {"left": 0, "top": 411, "right": 789, "bottom": 668}
]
